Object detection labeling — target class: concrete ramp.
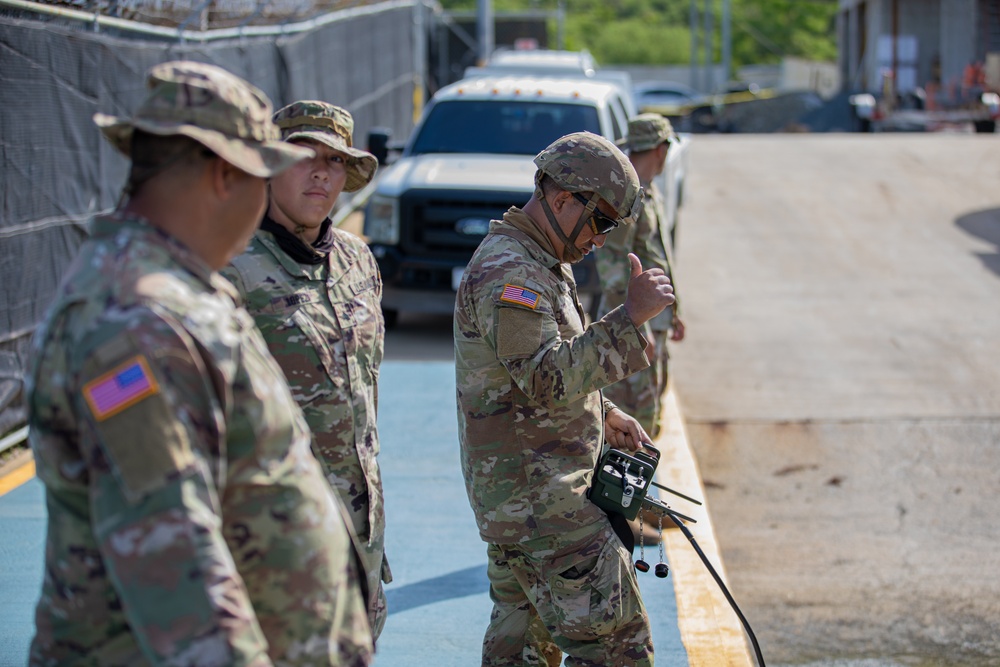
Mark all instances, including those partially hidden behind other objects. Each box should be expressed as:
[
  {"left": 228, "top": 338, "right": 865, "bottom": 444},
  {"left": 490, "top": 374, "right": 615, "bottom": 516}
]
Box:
[{"left": 671, "top": 134, "right": 1000, "bottom": 663}]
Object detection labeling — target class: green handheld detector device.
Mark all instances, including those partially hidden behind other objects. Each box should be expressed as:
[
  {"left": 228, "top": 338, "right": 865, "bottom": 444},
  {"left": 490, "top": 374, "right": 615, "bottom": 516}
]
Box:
[{"left": 589, "top": 444, "right": 700, "bottom": 523}]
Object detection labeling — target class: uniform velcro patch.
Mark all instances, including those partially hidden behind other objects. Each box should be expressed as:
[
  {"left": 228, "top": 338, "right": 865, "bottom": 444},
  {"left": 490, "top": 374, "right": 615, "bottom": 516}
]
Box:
[
  {"left": 83, "top": 356, "right": 160, "bottom": 421},
  {"left": 500, "top": 284, "right": 540, "bottom": 309},
  {"left": 497, "top": 307, "right": 544, "bottom": 359}
]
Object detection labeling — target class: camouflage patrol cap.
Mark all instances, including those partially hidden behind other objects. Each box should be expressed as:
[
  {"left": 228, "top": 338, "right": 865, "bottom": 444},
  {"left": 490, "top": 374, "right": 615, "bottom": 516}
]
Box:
[
  {"left": 272, "top": 101, "right": 378, "bottom": 193},
  {"left": 94, "top": 61, "right": 311, "bottom": 178},
  {"left": 627, "top": 113, "right": 676, "bottom": 152},
  {"left": 533, "top": 131, "right": 643, "bottom": 226}
]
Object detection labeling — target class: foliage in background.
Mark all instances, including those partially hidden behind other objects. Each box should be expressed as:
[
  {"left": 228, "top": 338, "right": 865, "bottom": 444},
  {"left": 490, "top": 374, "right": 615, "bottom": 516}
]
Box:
[{"left": 437, "top": 0, "right": 837, "bottom": 68}]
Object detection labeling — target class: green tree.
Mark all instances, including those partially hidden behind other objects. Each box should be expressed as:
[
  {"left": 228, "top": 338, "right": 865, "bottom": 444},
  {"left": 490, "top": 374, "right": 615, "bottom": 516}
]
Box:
[{"left": 437, "top": 0, "right": 837, "bottom": 68}]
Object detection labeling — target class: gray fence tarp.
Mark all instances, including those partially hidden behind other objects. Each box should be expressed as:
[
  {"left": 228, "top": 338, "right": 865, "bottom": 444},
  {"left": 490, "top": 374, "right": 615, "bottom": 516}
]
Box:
[{"left": 0, "top": 0, "right": 421, "bottom": 434}]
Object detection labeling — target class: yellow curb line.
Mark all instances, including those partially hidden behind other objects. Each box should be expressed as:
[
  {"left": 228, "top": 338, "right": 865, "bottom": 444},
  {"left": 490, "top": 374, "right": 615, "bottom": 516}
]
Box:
[
  {"left": 0, "top": 450, "right": 36, "bottom": 497},
  {"left": 653, "top": 389, "right": 753, "bottom": 666}
]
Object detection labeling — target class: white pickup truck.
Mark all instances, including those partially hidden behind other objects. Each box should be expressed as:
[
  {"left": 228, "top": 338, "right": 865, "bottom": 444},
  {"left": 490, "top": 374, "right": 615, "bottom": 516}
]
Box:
[{"left": 364, "top": 73, "right": 691, "bottom": 325}]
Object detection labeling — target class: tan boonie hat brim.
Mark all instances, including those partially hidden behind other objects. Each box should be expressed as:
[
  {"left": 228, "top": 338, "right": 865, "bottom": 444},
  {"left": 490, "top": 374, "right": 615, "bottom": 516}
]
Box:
[
  {"left": 283, "top": 128, "right": 378, "bottom": 192},
  {"left": 94, "top": 113, "right": 313, "bottom": 179}
]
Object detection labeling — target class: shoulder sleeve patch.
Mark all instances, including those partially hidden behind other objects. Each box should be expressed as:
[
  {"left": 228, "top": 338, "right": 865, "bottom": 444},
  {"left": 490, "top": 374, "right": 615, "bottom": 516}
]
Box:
[
  {"left": 83, "top": 347, "right": 196, "bottom": 504},
  {"left": 499, "top": 284, "right": 541, "bottom": 310},
  {"left": 83, "top": 356, "right": 160, "bottom": 421},
  {"left": 497, "top": 307, "right": 544, "bottom": 359}
]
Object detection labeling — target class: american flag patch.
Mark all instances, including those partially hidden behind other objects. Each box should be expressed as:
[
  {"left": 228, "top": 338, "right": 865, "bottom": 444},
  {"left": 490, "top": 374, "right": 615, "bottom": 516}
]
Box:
[
  {"left": 83, "top": 356, "right": 159, "bottom": 421},
  {"left": 500, "top": 284, "right": 540, "bottom": 309}
]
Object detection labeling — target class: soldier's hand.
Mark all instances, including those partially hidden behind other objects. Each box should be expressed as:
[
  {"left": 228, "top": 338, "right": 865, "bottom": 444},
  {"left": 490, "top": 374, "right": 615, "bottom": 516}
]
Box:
[
  {"left": 605, "top": 407, "right": 650, "bottom": 453},
  {"left": 624, "top": 253, "right": 675, "bottom": 328},
  {"left": 670, "top": 316, "right": 686, "bottom": 342}
]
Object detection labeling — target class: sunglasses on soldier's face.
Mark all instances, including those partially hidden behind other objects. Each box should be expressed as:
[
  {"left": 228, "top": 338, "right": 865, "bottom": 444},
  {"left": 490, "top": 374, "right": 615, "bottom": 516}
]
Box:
[{"left": 572, "top": 192, "right": 620, "bottom": 236}]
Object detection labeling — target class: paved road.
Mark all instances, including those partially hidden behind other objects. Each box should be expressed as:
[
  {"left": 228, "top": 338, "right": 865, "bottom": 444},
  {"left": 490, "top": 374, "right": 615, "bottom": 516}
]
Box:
[
  {"left": 0, "top": 360, "right": 695, "bottom": 666},
  {"left": 670, "top": 134, "right": 1000, "bottom": 666}
]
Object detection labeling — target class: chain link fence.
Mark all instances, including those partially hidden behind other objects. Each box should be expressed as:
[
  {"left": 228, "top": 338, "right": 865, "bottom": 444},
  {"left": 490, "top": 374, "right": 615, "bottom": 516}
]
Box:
[{"left": 0, "top": 0, "right": 424, "bottom": 435}]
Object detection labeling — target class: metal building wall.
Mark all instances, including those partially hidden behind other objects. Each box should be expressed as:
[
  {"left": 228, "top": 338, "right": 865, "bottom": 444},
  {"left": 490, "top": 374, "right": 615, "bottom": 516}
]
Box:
[
  {"left": 940, "top": 0, "right": 978, "bottom": 87},
  {"left": 839, "top": 0, "right": 986, "bottom": 95}
]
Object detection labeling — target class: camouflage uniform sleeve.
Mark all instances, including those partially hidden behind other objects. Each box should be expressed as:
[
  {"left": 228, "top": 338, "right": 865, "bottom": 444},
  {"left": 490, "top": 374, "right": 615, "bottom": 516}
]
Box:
[
  {"left": 75, "top": 309, "right": 272, "bottom": 666},
  {"left": 476, "top": 278, "right": 649, "bottom": 408},
  {"left": 634, "top": 205, "right": 676, "bottom": 332},
  {"left": 219, "top": 263, "right": 249, "bottom": 304},
  {"left": 595, "top": 221, "right": 637, "bottom": 312}
]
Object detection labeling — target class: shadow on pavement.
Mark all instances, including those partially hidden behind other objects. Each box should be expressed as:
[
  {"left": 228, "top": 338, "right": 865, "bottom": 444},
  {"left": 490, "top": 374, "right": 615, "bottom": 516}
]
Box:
[
  {"left": 956, "top": 207, "right": 1000, "bottom": 279},
  {"left": 386, "top": 563, "right": 488, "bottom": 615}
]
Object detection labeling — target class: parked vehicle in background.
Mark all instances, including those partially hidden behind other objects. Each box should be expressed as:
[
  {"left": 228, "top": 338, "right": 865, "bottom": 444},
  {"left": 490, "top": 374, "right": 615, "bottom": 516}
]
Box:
[
  {"left": 364, "top": 73, "right": 690, "bottom": 325},
  {"left": 658, "top": 130, "right": 692, "bottom": 251},
  {"left": 472, "top": 47, "right": 598, "bottom": 76},
  {"left": 632, "top": 80, "right": 704, "bottom": 112},
  {"left": 633, "top": 80, "right": 713, "bottom": 133},
  {"left": 850, "top": 90, "right": 999, "bottom": 133},
  {"left": 465, "top": 48, "right": 638, "bottom": 117}
]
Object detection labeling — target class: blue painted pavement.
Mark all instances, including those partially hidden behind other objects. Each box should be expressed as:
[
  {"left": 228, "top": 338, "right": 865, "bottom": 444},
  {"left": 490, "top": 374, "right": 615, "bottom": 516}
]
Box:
[{"left": 0, "top": 360, "right": 687, "bottom": 666}]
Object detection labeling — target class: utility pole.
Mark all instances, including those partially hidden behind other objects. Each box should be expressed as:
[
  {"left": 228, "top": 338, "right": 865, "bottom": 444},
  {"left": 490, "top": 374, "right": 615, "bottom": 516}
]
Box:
[
  {"left": 476, "top": 0, "right": 494, "bottom": 66},
  {"left": 721, "top": 0, "right": 731, "bottom": 87},
  {"left": 414, "top": 0, "right": 426, "bottom": 124},
  {"left": 703, "top": 0, "right": 714, "bottom": 92},
  {"left": 690, "top": 0, "right": 700, "bottom": 90}
]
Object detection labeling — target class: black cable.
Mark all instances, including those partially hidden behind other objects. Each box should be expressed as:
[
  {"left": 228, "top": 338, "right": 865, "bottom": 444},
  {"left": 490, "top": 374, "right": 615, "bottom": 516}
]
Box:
[{"left": 667, "top": 513, "right": 766, "bottom": 667}]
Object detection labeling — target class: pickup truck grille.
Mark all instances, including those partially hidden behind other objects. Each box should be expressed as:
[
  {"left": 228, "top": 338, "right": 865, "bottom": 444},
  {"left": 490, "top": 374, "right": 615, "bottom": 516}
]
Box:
[{"left": 399, "top": 189, "right": 525, "bottom": 258}]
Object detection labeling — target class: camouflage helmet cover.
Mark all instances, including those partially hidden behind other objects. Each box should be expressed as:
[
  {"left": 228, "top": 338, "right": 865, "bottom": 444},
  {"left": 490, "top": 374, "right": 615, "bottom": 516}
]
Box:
[
  {"left": 272, "top": 101, "right": 378, "bottom": 193},
  {"left": 94, "top": 61, "right": 310, "bottom": 178},
  {"left": 533, "top": 131, "right": 644, "bottom": 226},
  {"left": 627, "top": 113, "right": 676, "bottom": 153}
]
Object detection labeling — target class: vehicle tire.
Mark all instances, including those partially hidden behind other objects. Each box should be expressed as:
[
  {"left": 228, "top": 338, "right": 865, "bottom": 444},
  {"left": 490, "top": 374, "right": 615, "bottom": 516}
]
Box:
[
  {"left": 383, "top": 308, "right": 399, "bottom": 329},
  {"left": 973, "top": 119, "right": 996, "bottom": 133}
]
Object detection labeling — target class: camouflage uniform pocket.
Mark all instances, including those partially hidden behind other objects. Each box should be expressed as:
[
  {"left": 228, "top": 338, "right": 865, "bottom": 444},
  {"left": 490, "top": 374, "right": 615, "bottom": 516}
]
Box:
[
  {"left": 546, "top": 535, "right": 634, "bottom": 641},
  {"left": 284, "top": 308, "right": 344, "bottom": 393}
]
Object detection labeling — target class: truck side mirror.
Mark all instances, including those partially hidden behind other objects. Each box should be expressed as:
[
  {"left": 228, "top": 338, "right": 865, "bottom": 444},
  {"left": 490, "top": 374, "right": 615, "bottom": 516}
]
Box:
[{"left": 368, "top": 127, "right": 392, "bottom": 166}]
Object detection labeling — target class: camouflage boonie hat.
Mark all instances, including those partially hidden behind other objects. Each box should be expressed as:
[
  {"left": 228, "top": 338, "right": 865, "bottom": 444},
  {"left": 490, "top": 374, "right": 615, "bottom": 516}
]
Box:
[
  {"left": 94, "top": 61, "right": 311, "bottom": 178},
  {"left": 627, "top": 113, "right": 676, "bottom": 152},
  {"left": 272, "top": 101, "right": 378, "bottom": 193},
  {"left": 533, "top": 131, "right": 643, "bottom": 226}
]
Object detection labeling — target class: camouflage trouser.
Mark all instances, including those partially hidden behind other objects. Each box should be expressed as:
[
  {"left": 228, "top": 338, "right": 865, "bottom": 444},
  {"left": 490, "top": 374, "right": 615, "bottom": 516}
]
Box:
[
  {"left": 359, "top": 540, "right": 390, "bottom": 641},
  {"left": 603, "top": 359, "right": 661, "bottom": 439},
  {"left": 483, "top": 520, "right": 654, "bottom": 667},
  {"left": 652, "top": 330, "right": 670, "bottom": 400}
]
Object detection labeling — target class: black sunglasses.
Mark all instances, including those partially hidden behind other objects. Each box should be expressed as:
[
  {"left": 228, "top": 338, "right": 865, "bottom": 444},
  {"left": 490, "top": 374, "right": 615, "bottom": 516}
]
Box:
[{"left": 572, "top": 192, "right": 619, "bottom": 235}]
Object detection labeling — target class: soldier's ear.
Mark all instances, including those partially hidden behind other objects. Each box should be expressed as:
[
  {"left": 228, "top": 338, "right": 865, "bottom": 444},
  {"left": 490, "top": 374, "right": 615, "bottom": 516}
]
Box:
[
  {"left": 550, "top": 189, "right": 574, "bottom": 214},
  {"left": 212, "top": 157, "right": 248, "bottom": 200}
]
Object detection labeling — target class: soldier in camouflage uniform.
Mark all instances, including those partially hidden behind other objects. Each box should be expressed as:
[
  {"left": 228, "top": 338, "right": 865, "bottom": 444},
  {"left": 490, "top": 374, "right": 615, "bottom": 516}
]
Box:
[
  {"left": 220, "top": 101, "right": 390, "bottom": 640},
  {"left": 596, "top": 114, "right": 686, "bottom": 438},
  {"left": 25, "top": 62, "right": 373, "bottom": 666},
  {"left": 454, "top": 132, "right": 676, "bottom": 667}
]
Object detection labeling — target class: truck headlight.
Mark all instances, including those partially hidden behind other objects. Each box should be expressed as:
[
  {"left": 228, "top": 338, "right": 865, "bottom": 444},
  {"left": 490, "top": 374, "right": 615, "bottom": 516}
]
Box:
[{"left": 365, "top": 195, "right": 399, "bottom": 245}]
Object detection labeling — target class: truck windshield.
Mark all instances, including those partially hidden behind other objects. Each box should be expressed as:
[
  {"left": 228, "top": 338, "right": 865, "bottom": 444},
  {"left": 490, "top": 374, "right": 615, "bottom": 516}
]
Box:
[{"left": 410, "top": 100, "right": 602, "bottom": 156}]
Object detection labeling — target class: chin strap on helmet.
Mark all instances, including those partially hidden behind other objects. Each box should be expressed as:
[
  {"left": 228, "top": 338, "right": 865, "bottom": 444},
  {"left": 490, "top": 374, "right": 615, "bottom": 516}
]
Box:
[{"left": 534, "top": 175, "right": 600, "bottom": 264}]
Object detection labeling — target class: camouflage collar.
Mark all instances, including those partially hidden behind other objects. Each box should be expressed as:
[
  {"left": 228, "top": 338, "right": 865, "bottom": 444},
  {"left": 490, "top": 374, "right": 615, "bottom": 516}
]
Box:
[
  {"left": 493, "top": 207, "right": 561, "bottom": 270},
  {"left": 255, "top": 229, "right": 326, "bottom": 280},
  {"left": 255, "top": 227, "right": 359, "bottom": 284},
  {"left": 90, "top": 212, "right": 227, "bottom": 295}
]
